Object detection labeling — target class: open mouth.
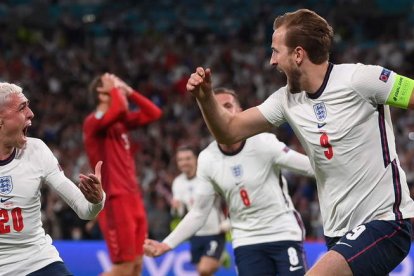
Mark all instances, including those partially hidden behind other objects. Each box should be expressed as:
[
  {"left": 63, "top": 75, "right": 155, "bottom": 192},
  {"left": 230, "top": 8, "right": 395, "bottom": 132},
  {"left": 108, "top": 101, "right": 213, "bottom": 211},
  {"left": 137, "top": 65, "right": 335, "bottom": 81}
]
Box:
[{"left": 23, "top": 124, "right": 30, "bottom": 137}]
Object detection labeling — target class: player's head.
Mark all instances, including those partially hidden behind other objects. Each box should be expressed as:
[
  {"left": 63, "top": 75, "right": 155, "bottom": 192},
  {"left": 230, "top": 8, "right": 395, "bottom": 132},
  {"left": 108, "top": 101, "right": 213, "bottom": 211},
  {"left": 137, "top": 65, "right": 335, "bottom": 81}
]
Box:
[
  {"left": 0, "top": 82, "right": 33, "bottom": 149},
  {"left": 270, "top": 9, "right": 333, "bottom": 93},
  {"left": 213, "top": 87, "right": 242, "bottom": 115},
  {"left": 176, "top": 145, "right": 197, "bottom": 178},
  {"left": 88, "top": 74, "right": 110, "bottom": 107}
]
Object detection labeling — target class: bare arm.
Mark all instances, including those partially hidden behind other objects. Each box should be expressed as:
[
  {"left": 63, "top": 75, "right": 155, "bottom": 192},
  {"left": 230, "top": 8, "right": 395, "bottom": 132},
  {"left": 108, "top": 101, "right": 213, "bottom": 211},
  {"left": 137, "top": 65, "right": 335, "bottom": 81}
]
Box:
[{"left": 187, "top": 67, "right": 272, "bottom": 144}]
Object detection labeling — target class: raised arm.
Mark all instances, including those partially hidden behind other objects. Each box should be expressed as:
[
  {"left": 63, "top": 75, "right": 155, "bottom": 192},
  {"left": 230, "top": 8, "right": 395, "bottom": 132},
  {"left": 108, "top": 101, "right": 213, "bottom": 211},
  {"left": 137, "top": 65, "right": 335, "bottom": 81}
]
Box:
[
  {"left": 186, "top": 67, "right": 272, "bottom": 144},
  {"left": 125, "top": 92, "right": 162, "bottom": 127},
  {"left": 143, "top": 193, "right": 215, "bottom": 257}
]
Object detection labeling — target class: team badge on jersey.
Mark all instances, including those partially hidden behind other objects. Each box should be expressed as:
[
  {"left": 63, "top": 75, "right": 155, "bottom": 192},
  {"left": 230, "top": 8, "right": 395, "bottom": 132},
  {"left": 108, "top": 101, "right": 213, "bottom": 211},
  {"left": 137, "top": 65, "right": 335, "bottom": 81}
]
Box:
[
  {"left": 379, "top": 68, "right": 391, "bottom": 83},
  {"left": 0, "top": 176, "right": 13, "bottom": 195},
  {"left": 231, "top": 165, "right": 243, "bottom": 179},
  {"left": 313, "top": 102, "right": 327, "bottom": 121}
]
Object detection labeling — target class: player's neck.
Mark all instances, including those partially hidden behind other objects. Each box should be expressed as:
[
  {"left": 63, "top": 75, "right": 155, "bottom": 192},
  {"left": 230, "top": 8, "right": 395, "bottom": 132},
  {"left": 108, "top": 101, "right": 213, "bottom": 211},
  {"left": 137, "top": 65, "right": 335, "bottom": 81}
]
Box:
[
  {"left": 302, "top": 61, "right": 330, "bottom": 94},
  {"left": 0, "top": 145, "right": 15, "bottom": 161},
  {"left": 219, "top": 141, "right": 244, "bottom": 154},
  {"left": 185, "top": 172, "right": 196, "bottom": 179},
  {"left": 97, "top": 102, "right": 109, "bottom": 113}
]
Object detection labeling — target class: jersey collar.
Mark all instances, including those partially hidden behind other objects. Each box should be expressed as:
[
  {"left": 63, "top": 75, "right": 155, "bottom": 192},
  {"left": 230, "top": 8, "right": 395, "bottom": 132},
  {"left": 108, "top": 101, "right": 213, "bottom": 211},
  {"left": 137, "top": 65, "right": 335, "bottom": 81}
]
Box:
[
  {"left": 217, "top": 140, "right": 246, "bottom": 156},
  {"left": 0, "top": 148, "right": 16, "bottom": 166},
  {"left": 307, "top": 62, "right": 334, "bottom": 99}
]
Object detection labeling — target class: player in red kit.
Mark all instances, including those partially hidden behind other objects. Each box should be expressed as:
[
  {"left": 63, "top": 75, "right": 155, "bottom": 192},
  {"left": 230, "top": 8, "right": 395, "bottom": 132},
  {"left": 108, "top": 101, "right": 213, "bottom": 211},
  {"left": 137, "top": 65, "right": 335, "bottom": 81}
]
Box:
[{"left": 83, "top": 73, "right": 162, "bottom": 276}]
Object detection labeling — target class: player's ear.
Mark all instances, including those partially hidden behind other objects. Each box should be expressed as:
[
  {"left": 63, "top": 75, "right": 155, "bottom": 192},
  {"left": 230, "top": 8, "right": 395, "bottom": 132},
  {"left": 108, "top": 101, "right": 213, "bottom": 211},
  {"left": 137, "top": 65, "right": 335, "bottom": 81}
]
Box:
[{"left": 294, "top": 46, "right": 304, "bottom": 65}]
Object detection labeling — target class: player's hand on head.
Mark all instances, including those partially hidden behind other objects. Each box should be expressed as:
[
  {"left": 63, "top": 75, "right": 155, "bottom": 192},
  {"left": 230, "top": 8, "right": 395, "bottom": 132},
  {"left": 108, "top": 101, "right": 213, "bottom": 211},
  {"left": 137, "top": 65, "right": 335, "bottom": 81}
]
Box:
[
  {"left": 79, "top": 161, "right": 104, "bottom": 204},
  {"left": 113, "top": 75, "right": 133, "bottom": 96},
  {"left": 186, "top": 67, "right": 213, "bottom": 100},
  {"left": 143, "top": 239, "right": 171, "bottom": 257},
  {"left": 97, "top": 73, "right": 117, "bottom": 94}
]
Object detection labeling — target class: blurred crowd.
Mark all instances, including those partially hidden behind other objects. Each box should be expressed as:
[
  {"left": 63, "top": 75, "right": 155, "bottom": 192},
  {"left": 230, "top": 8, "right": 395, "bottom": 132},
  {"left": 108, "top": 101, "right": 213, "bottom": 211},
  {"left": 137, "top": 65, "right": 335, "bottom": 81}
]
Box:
[{"left": 1, "top": 0, "right": 414, "bottom": 241}]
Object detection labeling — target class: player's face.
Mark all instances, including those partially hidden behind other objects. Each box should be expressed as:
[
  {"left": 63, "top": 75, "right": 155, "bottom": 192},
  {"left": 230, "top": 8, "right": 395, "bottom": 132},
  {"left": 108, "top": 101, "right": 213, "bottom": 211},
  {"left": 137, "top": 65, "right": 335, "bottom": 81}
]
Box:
[
  {"left": 270, "top": 27, "right": 302, "bottom": 93},
  {"left": 0, "top": 93, "right": 34, "bottom": 149},
  {"left": 176, "top": 150, "right": 197, "bottom": 177},
  {"left": 215, "top": 93, "right": 242, "bottom": 115}
]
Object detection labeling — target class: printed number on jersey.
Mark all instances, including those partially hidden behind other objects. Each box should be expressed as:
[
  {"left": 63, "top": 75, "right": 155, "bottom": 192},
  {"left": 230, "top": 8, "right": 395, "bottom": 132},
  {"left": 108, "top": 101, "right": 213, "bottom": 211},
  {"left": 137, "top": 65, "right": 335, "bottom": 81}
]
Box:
[
  {"left": 239, "top": 188, "right": 251, "bottom": 207},
  {"left": 320, "top": 132, "right": 333, "bottom": 160},
  {"left": 0, "top": 208, "right": 24, "bottom": 233}
]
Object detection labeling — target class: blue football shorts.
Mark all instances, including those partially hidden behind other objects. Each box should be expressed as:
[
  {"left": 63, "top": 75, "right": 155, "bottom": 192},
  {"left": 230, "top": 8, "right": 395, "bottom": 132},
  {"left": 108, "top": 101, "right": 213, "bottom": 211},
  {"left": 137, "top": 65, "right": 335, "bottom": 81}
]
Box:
[
  {"left": 189, "top": 233, "right": 226, "bottom": 264},
  {"left": 27, "top": 261, "right": 73, "bottom": 276},
  {"left": 325, "top": 219, "right": 412, "bottom": 276},
  {"left": 234, "top": 240, "right": 307, "bottom": 276}
]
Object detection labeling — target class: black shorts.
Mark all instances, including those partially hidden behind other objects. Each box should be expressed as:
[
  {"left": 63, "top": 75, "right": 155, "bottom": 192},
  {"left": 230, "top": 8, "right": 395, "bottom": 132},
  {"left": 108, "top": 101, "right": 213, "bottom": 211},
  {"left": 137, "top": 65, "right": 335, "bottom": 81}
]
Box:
[
  {"left": 325, "top": 219, "right": 412, "bottom": 276},
  {"left": 27, "top": 261, "right": 73, "bottom": 276},
  {"left": 234, "top": 240, "right": 307, "bottom": 276},
  {"left": 189, "top": 233, "right": 226, "bottom": 264}
]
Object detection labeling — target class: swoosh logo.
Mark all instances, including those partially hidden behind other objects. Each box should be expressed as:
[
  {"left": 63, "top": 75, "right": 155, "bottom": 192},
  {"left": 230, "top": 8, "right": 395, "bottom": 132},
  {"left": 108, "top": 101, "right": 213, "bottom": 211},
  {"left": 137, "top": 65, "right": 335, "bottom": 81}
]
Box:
[
  {"left": 336, "top": 241, "right": 352, "bottom": 248},
  {"left": 317, "top": 122, "right": 327, "bottom": 128},
  {"left": 0, "top": 196, "right": 13, "bottom": 203},
  {"left": 289, "top": 266, "right": 303, "bottom": 272}
]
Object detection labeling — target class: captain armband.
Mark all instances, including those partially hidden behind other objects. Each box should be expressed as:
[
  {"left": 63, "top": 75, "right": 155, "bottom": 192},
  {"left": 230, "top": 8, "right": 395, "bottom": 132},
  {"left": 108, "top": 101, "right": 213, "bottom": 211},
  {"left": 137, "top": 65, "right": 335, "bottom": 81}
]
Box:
[{"left": 385, "top": 75, "right": 414, "bottom": 109}]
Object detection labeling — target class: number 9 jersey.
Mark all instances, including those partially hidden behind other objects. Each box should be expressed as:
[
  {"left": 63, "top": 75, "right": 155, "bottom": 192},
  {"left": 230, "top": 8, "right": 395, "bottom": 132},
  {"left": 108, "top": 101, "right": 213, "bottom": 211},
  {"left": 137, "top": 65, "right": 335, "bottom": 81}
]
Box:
[{"left": 257, "top": 62, "right": 414, "bottom": 238}]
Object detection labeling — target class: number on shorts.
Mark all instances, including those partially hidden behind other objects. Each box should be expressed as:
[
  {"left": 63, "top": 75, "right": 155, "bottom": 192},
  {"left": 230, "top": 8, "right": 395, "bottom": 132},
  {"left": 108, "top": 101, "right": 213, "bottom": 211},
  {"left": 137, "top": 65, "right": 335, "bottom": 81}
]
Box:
[
  {"left": 287, "top": 247, "right": 299, "bottom": 266},
  {"left": 0, "top": 208, "right": 24, "bottom": 233},
  {"left": 239, "top": 188, "right": 251, "bottom": 207},
  {"left": 346, "top": 225, "right": 366, "bottom": 240},
  {"left": 320, "top": 132, "right": 333, "bottom": 160},
  {"left": 206, "top": 240, "right": 218, "bottom": 256}
]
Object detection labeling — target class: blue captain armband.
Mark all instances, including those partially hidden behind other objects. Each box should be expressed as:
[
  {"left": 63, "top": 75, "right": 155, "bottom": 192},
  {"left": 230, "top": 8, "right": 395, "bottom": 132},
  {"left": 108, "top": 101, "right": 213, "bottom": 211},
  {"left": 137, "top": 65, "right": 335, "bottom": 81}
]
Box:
[{"left": 385, "top": 75, "right": 414, "bottom": 109}]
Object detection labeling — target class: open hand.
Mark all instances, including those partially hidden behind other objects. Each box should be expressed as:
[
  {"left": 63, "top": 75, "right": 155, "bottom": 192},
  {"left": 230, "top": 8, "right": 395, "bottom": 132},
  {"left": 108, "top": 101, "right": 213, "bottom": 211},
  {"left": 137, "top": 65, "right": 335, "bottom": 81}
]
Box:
[
  {"left": 143, "top": 239, "right": 171, "bottom": 257},
  {"left": 79, "top": 161, "right": 104, "bottom": 204}
]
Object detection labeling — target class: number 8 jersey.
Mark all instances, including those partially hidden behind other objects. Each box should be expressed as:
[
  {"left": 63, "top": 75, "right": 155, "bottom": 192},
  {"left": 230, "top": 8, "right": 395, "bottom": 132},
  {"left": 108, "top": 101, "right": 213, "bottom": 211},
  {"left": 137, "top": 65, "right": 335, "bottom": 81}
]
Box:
[
  {"left": 257, "top": 63, "right": 414, "bottom": 237},
  {"left": 196, "top": 133, "right": 314, "bottom": 248}
]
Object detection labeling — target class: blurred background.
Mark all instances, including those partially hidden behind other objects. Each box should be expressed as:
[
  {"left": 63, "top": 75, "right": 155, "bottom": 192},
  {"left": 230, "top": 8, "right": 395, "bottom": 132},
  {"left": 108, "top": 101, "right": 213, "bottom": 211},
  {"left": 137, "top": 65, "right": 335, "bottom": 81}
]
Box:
[{"left": 1, "top": 0, "right": 414, "bottom": 265}]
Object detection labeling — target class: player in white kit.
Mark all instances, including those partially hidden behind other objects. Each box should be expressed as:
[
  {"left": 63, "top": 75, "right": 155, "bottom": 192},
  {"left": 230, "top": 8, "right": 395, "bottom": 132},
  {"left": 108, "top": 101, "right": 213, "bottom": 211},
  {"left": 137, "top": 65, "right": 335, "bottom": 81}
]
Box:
[
  {"left": 171, "top": 145, "right": 228, "bottom": 276},
  {"left": 185, "top": 8, "right": 414, "bottom": 276},
  {"left": 0, "top": 82, "right": 105, "bottom": 275},
  {"left": 144, "top": 88, "right": 315, "bottom": 275}
]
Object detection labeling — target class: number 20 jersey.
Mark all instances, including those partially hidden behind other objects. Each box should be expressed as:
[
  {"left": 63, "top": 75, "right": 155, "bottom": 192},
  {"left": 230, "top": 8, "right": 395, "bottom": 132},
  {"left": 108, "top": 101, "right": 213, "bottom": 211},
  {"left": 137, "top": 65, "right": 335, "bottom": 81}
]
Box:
[{"left": 258, "top": 63, "right": 414, "bottom": 237}]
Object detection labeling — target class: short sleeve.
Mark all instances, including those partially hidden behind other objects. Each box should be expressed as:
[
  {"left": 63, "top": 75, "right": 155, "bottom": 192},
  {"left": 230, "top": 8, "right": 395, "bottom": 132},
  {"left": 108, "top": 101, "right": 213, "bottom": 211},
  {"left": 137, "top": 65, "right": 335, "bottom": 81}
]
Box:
[
  {"left": 350, "top": 64, "right": 396, "bottom": 105},
  {"left": 257, "top": 88, "right": 287, "bottom": 127},
  {"left": 195, "top": 151, "right": 217, "bottom": 196},
  {"left": 171, "top": 178, "right": 184, "bottom": 201}
]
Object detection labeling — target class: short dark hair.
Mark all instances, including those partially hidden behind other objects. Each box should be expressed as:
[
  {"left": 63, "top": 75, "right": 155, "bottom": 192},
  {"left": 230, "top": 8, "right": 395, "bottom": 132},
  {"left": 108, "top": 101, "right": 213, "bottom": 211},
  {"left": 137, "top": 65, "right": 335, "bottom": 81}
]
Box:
[
  {"left": 273, "top": 9, "right": 333, "bottom": 64},
  {"left": 176, "top": 145, "right": 198, "bottom": 156},
  {"left": 213, "top": 87, "right": 241, "bottom": 108},
  {"left": 87, "top": 75, "right": 103, "bottom": 107}
]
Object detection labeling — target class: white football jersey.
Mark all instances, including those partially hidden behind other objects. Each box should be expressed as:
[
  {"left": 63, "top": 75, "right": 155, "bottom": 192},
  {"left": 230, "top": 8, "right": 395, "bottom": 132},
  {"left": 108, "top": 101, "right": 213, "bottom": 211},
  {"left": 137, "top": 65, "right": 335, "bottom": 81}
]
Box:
[
  {"left": 172, "top": 174, "right": 223, "bottom": 236},
  {"left": 258, "top": 63, "right": 414, "bottom": 237},
  {"left": 196, "top": 133, "right": 313, "bottom": 248},
  {"left": 0, "top": 138, "right": 104, "bottom": 275}
]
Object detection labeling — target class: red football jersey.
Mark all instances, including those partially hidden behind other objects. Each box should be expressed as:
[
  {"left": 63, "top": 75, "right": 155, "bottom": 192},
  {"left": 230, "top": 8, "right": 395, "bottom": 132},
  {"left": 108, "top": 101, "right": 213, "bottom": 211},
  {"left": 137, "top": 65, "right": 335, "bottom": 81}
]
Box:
[{"left": 83, "top": 88, "right": 162, "bottom": 197}]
